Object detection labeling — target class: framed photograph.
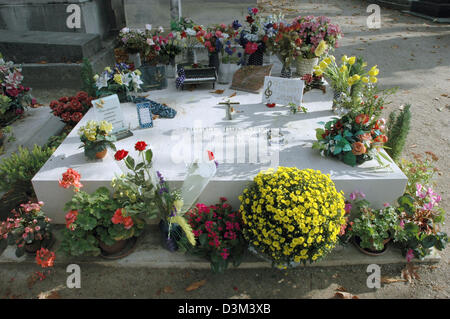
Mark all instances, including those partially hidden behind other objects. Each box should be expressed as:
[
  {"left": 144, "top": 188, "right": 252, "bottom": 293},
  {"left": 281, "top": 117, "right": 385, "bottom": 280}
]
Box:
[{"left": 136, "top": 102, "right": 153, "bottom": 128}]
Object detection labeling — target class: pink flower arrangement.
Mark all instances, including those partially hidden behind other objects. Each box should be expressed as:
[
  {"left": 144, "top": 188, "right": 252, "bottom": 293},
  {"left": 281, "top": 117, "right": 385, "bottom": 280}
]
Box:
[{"left": 185, "top": 198, "right": 246, "bottom": 272}]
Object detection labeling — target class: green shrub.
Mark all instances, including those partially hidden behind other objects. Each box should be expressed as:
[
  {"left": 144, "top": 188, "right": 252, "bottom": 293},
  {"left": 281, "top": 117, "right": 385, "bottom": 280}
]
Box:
[
  {"left": 386, "top": 104, "right": 411, "bottom": 162},
  {"left": 0, "top": 145, "right": 53, "bottom": 199},
  {"left": 81, "top": 58, "right": 96, "bottom": 97}
]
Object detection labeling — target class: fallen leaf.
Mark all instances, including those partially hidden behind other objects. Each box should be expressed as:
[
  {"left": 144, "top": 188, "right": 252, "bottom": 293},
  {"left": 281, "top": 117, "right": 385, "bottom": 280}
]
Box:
[
  {"left": 163, "top": 286, "right": 174, "bottom": 294},
  {"left": 210, "top": 89, "right": 225, "bottom": 94},
  {"left": 229, "top": 92, "right": 237, "bottom": 98},
  {"left": 392, "top": 45, "right": 399, "bottom": 49},
  {"left": 336, "top": 286, "right": 348, "bottom": 292},
  {"left": 229, "top": 293, "right": 250, "bottom": 299},
  {"left": 410, "top": 144, "right": 417, "bottom": 148},
  {"left": 186, "top": 279, "right": 207, "bottom": 292},
  {"left": 441, "top": 94, "right": 448, "bottom": 97},
  {"left": 381, "top": 277, "right": 407, "bottom": 284},
  {"left": 334, "top": 291, "right": 359, "bottom": 299},
  {"left": 332, "top": 273, "right": 339, "bottom": 279},
  {"left": 39, "top": 61, "right": 48, "bottom": 64},
  {"left": 38, "top": 290, "right": 61, "bottom": 299},
  {"left": 401, "top": 263, "right": 420, "bottom": 283}
]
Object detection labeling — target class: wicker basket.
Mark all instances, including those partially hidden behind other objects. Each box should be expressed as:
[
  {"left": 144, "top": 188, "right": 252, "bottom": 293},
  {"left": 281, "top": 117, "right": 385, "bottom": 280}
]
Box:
[{"left": 295, "top": 57, "right": 319, "bottom": 77}]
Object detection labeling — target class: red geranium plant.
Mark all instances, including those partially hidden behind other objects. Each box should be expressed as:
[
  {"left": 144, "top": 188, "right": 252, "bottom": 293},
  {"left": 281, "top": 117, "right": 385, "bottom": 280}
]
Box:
[
  {"left": 49, "top": 91, "right": 93, "bottom": 126},
  {"left": 185, "top": 198, "right": 247, "bottom": 273}
]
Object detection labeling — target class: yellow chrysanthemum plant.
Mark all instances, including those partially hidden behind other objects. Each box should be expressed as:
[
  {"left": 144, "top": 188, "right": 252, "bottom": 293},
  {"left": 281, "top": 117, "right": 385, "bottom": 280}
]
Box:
[
  {"left": 239, "top": 167, "right": 346, "bottom": 268},
  {"left": 78, "top": 120, "right": 117, "bottom": 160}
]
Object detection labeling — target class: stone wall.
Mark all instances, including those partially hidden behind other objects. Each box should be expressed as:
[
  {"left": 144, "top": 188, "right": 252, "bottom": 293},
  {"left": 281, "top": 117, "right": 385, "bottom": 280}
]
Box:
[{"left": 0, "top": 0, "right": 116, "bottom": 38}]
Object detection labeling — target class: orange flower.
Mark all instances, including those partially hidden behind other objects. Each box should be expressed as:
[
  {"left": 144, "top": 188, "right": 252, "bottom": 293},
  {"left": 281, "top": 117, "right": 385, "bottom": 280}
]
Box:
[
  {"left": 358, "top": 133, "right": 372, "bottom": 142},
  {"left": 352, "top": 142, "right": 367, "bottom": 155},
  {"left": 374, "top": 135, "right": 388, "bottom": 143},
  {"left": 355, "top": 114, "right": 369, "bottom": 125}
]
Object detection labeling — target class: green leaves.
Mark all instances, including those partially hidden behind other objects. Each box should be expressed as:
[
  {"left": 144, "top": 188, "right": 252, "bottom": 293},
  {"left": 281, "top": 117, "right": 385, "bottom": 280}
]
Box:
[
  {"left": 145, "top": 149, "right": 153, "bottom": 163},
  {"left": 125, "top": 155, "right": 135, "bottom": 170},
  {"left": 343, "top": 151, "right": 356, "bottom": 166}
]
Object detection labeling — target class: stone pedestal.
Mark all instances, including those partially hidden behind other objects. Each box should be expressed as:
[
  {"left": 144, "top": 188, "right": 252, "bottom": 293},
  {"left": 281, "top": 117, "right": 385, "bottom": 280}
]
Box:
[{"left": 32, "top": 81, "right": 407, "bottom": 224}]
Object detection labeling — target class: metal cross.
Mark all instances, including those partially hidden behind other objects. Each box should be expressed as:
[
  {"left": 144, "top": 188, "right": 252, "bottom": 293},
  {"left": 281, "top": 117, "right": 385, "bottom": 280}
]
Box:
[{"left": 218, "top": 99, "right": 240, "bottom": 120}]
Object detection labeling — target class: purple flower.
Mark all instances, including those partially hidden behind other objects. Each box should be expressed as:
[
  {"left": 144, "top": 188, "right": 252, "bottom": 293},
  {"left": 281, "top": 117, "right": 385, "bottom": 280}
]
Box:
[
  {"left": 349, "top": 192, "right": 357, "bottom": 201},
  {"left": 158, "top": 187, "right": 168, "bottom": 195},
  {"left": 214, "top": 160, "right": 219, "bottom": 168},
  {"left": 399, "top": 220, "right": 405, "bottom": 229},
  {"left": 232, "top": 20, "right": 242, "bottom": 30},
  {"left": 344, "top": 203, "right": 352, "bottom": 213}
]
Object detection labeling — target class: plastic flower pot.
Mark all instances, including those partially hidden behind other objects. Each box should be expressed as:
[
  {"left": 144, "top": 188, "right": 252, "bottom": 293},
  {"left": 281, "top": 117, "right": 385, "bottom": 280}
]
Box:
[
  {"left": 218, "top": 63, "right": 239, "bottom": 84},
  {"left": 158, "top": 219, "right": 182, "bottom": 252},
  {"left": 352, "top": 236, "right": 391, "bottom": 256}
]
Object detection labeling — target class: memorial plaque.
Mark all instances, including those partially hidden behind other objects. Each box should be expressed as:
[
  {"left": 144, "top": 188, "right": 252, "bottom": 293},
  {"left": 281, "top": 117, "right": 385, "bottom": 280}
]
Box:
[
  {"left": 230, "top": 65, "right": 273, "bottom": 93},
  {"left": 92, "top": 94, "right": 127, "bottom": 134},
  {"left": 262, "top": 76, "right": 305, "bottom": 106}
]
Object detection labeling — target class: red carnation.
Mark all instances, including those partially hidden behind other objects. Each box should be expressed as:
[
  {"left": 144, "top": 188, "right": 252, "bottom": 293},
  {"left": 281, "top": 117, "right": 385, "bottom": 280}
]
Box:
[
  {"left": 114, "top": 149, "right": 129, "bottom": 161},
  {"left": 71, "top": 112, "right": 83, "bottom": 123},
  {"left": 135, "top": 141, "right": 147, "bottom": 151},
  {"left": 61, "top": 112, "right": 71, "bottom": 122},
  {"left": 59, "top": 96, "right": 69, "bottom": 103}
]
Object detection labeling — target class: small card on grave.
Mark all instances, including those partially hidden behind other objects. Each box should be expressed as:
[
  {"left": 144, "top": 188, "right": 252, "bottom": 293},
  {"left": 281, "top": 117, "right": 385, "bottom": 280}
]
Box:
[
  {"left": 136, "top": 102, "right": 153, "bottom": 128},
  {"left": 262, "top": 76, "right": 305, "bottom": 106},
  {"left": 230, "top": 65, "right": 273, "bottom": 94},
  {"left": 92, "top": 94, "right": 133, "bottom": 140}
]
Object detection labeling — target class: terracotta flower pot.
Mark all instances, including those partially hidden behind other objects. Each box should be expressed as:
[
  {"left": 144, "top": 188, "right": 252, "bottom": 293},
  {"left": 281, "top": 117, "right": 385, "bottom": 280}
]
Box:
[
  {"left": 353, "top": 236, "right": 391, "bottom": 256},
  {"left": 98, "top": 239, "right": 127, "bottom": 255},
  {"left": 95, "top": 149, "right": 107, "bottom": 159}
]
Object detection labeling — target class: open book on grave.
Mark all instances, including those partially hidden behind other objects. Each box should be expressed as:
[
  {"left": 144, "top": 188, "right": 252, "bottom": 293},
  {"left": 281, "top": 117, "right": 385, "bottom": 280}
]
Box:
[{"left": 92, "top": 94, "right": 133, "bottom": 140}]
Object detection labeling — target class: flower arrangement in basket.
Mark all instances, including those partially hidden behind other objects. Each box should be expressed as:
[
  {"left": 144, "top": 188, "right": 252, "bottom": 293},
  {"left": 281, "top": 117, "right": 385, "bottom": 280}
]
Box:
[
  {"left": 291, "top": 15, "right": 342, "bottom": 60},
  {"left": 239, "top": 167, "right": 346, "bottom": 268},
  {"left": 313, "top": 83, "right": 396, "bottom": 167},
  {"left": 78, "top": 120, "right": 116, "bottom": 160},
  {"left": 49, "top": 91, "right": 93, "bottom": 126},
  {"left": 0, "top": 201, "right": 53, "bottom": 257},
  {"left": 94, "top": 63, "right": 143, "bottom": 102},
  {"left": 0, "top": 53, "right": 36, "bottom": 124},
  {"left": 185, "top": 198, "right": 247, "bottom": 273}
]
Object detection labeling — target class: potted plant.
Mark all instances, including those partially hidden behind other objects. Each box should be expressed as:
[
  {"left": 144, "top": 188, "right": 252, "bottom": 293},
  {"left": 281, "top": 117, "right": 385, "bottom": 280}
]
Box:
[
  {"left": 113, "top": 141, "right": 196, "bottom": 253},
  {"left": 116, "top": 27, "right": 146, "bottom": 68},
  {"left": 240, "top": 167, "right": 346, "bottom": 268},
  {"left": 157, "top": 30, "right": 184, "bottom": 78},
  {"left": 393, "top": 152, "right": 448, "bottom": 260},
  {"left": 0, "top": 201, "right": 53, "bottom": 257},
  {"left": 78, "top": 120, "right": 116, "bottom": 160},
  {"left": 0, "top": 52, "right": 36, "bottom": 127},
  {"left": 314, "top": 55, "right": 378, "bottom": 113},
  {"left": 345, "top": 191, "right": 400, "bottom": 256},
  {"left": 59, "top": 168, "right": 145, "bottom": 257},
  {"left": 218, "top": 40, "right": 240, "bottom": 84},
  {"left": 237, "top": 7, "right": 266, "bottom": 66},
  {"left": 171, "top": 17, "right": 198, "bottom": 64},
  {"left": 185, "top": 198, "right": 246, "bottom": 273},
  {"left": 94, "top": 63, "right": 143, "bottom": 103},
  {"left": 289, "top": 15, "right": 342, "bottom": 77},
  {"left": 49, "top": 91, "right": 93, "bottom": 127}
]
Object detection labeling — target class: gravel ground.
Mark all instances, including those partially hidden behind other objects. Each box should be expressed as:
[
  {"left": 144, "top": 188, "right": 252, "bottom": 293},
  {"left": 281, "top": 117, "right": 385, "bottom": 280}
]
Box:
[{"left": 1, "top": 0, "right": 449, "bottom": 299}]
